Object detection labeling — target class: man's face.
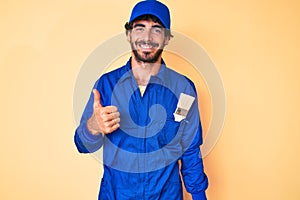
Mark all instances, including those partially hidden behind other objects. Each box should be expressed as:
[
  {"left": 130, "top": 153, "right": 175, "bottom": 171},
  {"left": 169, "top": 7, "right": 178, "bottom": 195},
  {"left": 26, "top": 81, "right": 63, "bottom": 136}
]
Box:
[{"left": 127, "top": 19, "right": 169, "bottom": 63}]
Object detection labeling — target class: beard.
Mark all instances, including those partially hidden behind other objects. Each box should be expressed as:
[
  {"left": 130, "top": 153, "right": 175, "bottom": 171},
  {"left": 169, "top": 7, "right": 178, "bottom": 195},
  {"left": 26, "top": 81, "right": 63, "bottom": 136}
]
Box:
[{"left": 131, "top": 40, "right": 164, "bottom": 63}]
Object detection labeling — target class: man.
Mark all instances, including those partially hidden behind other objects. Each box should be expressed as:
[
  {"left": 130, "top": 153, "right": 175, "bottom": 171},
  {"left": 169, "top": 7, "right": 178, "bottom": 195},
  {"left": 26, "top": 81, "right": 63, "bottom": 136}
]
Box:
[{"left": 74, "top": 0, "right": 208, "bottom": 199}]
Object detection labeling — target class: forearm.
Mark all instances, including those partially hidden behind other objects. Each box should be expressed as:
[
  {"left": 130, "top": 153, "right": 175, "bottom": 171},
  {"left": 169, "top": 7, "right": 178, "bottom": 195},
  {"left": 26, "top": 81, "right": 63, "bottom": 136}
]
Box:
[
  {"left": 180, "top": 120, "right": 208, "bottom": 199},
  {"left": 181, "top": 146, "right": 208, "bottom": 199}
]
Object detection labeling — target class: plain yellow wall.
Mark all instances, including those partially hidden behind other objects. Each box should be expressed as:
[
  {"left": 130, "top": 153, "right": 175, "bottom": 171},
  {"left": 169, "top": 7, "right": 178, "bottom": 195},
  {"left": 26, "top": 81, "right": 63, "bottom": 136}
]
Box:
[{"left": 1, "top": 0, "right": 300, "bottom": 199}]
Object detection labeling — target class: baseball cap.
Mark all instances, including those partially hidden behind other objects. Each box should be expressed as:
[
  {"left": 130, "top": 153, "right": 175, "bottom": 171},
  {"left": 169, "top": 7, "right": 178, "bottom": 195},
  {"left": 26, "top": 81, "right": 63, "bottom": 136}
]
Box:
[{"left": 129, "top": 0, "right": 171, "bottom": 30}]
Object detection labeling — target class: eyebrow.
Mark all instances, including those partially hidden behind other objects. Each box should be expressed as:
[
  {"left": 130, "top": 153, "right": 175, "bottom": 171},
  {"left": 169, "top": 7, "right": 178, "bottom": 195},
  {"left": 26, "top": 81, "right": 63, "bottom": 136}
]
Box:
[
  {"left": 152, "top": 25, "right": 163, "bottom": 29},
  {"left": 133, "top": 24, "right": 146, "bottom": 28}
]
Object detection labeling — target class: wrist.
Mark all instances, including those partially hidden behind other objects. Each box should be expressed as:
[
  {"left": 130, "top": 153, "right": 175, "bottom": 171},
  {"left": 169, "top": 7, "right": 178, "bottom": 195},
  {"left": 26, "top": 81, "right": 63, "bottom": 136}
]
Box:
[
  {"left": 87, "top": 114, "right": 101, "bottom": 135},
  {"left": 192, "top": 192, "right": 207, "bottom": 200}
]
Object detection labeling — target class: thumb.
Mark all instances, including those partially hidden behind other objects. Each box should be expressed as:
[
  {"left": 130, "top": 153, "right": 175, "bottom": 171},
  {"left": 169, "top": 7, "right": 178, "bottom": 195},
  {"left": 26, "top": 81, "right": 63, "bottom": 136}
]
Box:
[{"left": 93, "top": 89, "right": 102, "bottom": 108}]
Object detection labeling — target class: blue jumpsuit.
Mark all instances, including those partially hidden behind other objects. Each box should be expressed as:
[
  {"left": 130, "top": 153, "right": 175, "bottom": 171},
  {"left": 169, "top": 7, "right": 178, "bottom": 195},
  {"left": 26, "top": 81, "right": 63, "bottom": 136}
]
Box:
[{"left": 74, "top": 58, "right": 208, "bottom": 200}]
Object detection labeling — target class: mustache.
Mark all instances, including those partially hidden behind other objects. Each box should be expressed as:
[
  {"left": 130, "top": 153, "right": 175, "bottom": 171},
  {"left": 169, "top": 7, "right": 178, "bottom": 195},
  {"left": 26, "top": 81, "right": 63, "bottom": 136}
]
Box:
[{"left": 135, "top": 41, "right": 159, "bottom": 48}]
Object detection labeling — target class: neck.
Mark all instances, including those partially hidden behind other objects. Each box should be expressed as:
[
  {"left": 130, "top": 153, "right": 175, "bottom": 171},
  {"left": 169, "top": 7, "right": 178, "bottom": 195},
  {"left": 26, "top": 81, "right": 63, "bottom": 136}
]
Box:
[{"left": 131, "top": 55, "right": 162, "bottom": 86}]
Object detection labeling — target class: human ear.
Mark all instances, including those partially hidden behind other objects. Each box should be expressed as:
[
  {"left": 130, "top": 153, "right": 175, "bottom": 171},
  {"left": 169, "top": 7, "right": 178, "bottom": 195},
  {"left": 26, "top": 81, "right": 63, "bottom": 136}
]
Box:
[
  {"left": 126, "top": 31, "right": 132, "bottom": 43},
  {"left": 164, "top": 36, "right": 170, "bottom": 45}
]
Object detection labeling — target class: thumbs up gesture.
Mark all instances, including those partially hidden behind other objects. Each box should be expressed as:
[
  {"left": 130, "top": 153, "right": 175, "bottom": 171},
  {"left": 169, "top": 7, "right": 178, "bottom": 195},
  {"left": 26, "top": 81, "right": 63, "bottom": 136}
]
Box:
[{"left": 87, "top": 89, "right": 120, "bottom": 135}]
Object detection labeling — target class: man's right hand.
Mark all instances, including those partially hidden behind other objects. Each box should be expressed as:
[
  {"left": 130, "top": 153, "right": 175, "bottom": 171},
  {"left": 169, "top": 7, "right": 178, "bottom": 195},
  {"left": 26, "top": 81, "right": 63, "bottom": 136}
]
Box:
[{"left": 87, "top": 89, "right": 120, "bottom": 135}]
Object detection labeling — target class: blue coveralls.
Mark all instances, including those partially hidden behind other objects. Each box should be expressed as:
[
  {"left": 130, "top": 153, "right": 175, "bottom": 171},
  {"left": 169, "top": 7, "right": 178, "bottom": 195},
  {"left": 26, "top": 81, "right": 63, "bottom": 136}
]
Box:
[{"left": 74, "top": 58, "right": 208, "bottom": 200}]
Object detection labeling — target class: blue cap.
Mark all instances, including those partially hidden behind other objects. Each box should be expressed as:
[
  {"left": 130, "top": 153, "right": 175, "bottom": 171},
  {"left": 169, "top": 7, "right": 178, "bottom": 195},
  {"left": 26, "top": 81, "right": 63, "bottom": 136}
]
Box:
[{"left": 129, "top": 0, "right": 171, "bottom": 29}]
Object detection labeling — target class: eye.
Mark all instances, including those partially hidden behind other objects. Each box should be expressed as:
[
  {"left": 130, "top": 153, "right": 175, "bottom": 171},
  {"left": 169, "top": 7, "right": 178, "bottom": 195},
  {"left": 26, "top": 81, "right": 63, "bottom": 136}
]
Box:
[
  {"left": 152, "top": 27, "right": 163, "bottom": 34},
  {"left": 134, "top": 27, "right": 144, "bottom": 32}
]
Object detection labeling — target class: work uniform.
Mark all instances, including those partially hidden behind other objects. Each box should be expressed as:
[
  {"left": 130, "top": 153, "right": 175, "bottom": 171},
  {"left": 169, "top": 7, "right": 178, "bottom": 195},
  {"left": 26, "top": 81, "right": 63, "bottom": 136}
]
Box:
[{"left": 74, "top": 58, "right": 208, "bottom": 200}]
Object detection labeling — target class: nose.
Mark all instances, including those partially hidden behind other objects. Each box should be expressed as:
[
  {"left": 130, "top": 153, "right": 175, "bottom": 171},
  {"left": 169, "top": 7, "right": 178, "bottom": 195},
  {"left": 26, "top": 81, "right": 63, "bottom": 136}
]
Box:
[{"left": 143, "top": 28, "right": 153, "bottom": 42}]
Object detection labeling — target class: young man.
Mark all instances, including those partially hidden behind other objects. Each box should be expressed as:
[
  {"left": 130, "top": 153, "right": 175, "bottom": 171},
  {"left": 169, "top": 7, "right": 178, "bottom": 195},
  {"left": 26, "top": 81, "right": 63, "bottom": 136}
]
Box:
[{"left": 74, "top": 1, "right": 208, "bottom": 199}]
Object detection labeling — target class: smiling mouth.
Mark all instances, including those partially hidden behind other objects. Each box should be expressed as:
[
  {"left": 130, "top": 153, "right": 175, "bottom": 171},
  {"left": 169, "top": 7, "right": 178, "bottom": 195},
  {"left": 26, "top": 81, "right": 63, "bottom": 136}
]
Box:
[
  {"left": 136, "top": 41, "right": 159, "bottom": 50},
  {"left": 141, "top": 44, "right": 153, "bottom": 49}
]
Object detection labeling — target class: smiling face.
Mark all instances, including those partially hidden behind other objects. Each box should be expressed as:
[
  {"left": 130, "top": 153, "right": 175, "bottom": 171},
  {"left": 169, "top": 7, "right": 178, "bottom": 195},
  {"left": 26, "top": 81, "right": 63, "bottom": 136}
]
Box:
[{"left": 127, "top": 19, "right": 170, "bottom": 63}]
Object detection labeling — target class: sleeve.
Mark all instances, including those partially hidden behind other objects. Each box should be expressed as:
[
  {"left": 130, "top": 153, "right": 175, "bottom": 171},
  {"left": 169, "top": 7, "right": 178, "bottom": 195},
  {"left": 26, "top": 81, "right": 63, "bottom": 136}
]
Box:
[
  {"left": 74, "top": 80, "right": 104, "bottom": 153},
  {"left": 180, "top": 82, "right": 209, "bottom": 200}
]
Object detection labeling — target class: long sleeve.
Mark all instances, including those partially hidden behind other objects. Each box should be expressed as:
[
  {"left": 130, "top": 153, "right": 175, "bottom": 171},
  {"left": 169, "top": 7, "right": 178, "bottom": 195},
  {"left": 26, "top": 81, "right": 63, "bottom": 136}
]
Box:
[
  {"left": 74, "top": 83, "right": 103, "bottom": 153},
  {"left": 180, "top": 85, "right": 208, "bottom": 199}
]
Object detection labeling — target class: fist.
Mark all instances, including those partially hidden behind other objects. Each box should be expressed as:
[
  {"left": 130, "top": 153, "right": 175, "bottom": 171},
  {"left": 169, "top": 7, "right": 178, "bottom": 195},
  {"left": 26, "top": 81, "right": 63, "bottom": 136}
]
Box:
[{"left": 87, "top": 89, "right": 120, "bottom": 135}]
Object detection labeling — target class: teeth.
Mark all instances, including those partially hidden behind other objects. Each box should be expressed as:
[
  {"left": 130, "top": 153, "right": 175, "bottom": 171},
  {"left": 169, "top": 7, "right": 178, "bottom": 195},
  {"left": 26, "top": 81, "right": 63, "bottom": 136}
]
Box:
[{"left": 141, "top": 44, "right": 152, "bottom": 49}]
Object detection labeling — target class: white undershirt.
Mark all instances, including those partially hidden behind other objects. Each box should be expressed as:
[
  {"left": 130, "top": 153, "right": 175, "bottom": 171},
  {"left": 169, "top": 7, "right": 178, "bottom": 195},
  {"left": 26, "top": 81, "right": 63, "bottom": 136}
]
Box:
[{"left": 138, "top": 85, "right": 147, "bottom": 97}]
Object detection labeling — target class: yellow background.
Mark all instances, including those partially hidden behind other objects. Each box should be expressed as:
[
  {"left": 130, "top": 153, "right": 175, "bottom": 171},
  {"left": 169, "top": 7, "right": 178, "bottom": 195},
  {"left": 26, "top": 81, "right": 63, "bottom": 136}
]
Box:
[{"left": 1, "top": 0, "right": 299, "bottom": 199}]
